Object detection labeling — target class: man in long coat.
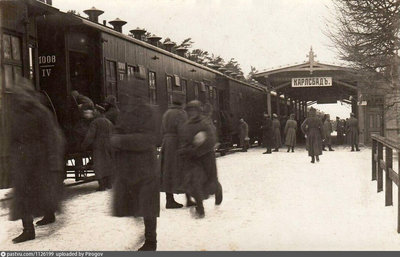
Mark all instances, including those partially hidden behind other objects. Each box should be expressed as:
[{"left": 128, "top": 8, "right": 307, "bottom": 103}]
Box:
[
  {"left": 81, "top": 115, "right": 114, "bottom": 191},
  {"left": 322, "top": 114, "right": 334, "bottom": 151},
  {"left": 284, "top": 114, "right": 297, "bottom": 152},
  {"left": 335, "top": 117, "right": 344, "bottom": 145},
  {"left": 160, "top": 91, "right": 188, "bottom": 208},
  {"left": 110, "top": 93, "right": 160, "bottom": 251},
  {"left": 104, "top": 95, "right": 120, "bottom": 125},
  {"left": 301, "top": 107, "right": 324, "bottom": 163},
  {"left": 347, "top": 113, "right": 360, "bottom": 151},
  {"left": 180, "top": 100, "right": 221, "bottom": 218},
  {"left": 238, "top": 118, "right": 249, "bottom": 152},
  {"left": 261, "top": 113, "right": 274, "bottom": 154},
  {"left": 272, "top": 114, "right": 281, "bottom": 152},
  {"left": 6, "top": 79, "right": 65, "bottom": 243}
]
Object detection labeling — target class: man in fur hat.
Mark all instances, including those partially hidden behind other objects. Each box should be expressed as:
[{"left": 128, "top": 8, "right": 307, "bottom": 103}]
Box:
[
  {"left": 160, "top": 91, "right": 188, "bottom": 208},
  {"left": 347, "top": 113, "right": 360, "bottom": 151},
  {"left": 104, "top": 95, "right": 120, "bottom": 125},
  {"left": 6, "top": 79, "right": 65, "bottom": 243},
  {"left": 301, "top": 107, "right": 324, "bottom": 163},
  {"left": 110, "top": 92, "right": 160, "bottom": 251},
  {"left": 180, "top": 100, "right": 222, "bottom": 218},
  {"left": 261, "top": 113, "right": 274, "bottom": 154},
  {"left": 272, "top": 114, "right": 281, "bottom": 152}
]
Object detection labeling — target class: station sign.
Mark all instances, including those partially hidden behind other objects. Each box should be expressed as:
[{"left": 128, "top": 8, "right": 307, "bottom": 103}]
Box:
[{"left": 291, "top": 77, "right": 332, "bottom": 88}]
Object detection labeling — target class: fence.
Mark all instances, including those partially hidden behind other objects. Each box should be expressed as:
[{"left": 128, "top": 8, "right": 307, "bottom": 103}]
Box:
[{"left": 371, "top": 134, "right": 400, "bottom": 232}]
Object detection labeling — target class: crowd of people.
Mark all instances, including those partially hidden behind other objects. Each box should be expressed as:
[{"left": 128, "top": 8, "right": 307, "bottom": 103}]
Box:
[
  {"left": 4, "top": 79, "right": 223, "bottom": 251},
  {"left": 3, "top": 78, "right": 362, "bottom": 250},
  {"left": 252, "top": 107, "right": 360, "bottom": 163}
]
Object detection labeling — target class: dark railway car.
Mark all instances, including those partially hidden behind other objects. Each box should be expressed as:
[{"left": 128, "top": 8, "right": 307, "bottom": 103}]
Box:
[
  {"left": 1, "top": 1, "right": 269, "bottom": 183},
  {"left": 0, "top": 0, "right": 58, "bottom": 189}
]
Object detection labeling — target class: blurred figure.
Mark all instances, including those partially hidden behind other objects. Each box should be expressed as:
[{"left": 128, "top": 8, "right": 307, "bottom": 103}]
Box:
[
  {"left": 336, "top": 117, "right": 344, "bottom": 145},
  {"left": 284, "top": 114, "right": 297, "bottom": 152},
  {"left": 347, "top": 113, "right": 360, "bottom": 151},
  {"left": 71, "top": 90, "right": 94, "bottom": 110},
  {"left": 261, "top": 113, "right": 274, "bottom": 154},
  {"left": 322, "top": 114, "right": 334, "bottom": 151},
  {"left": 6, "top": 79, "right": 65, "bottom": 243},
  {"left": 272, "top": 114, "right": 281, "bottom": 152},
  {"left": 238, "top": 118, "right": 249, "bottom": 152},
  {"left": 160, "top": 91, "right": 188, "bottom": 209},
  {"left": 81, "top": 114, "right": 114, "bottom": 191},
  {"left": 201, "top": 102, "right": 223, "bottom": 206},
  {"left": 104, "top": 95, "right": 120, "bottom": 125},
  {"left": 110, "top": 93, "right": 160, "bottom": 251},
  {"left": 180, "top": 100, "right": 222, "bottom": 218},
  {"left": 301, "top": 107, "right": 324, "bottom": 163}
]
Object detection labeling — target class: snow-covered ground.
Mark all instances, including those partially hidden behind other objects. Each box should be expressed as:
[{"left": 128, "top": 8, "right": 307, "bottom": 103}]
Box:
[{"left": 1, "top": 145, "right": 400, "bottom": 250}]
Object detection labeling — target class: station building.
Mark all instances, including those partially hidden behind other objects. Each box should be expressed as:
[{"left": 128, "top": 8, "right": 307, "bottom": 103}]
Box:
[{"left": 254, "top": 48, "right": 398, "bottom": 145}]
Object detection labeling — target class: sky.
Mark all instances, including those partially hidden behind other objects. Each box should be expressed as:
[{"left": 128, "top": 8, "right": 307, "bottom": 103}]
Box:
[{"left": 52, "top": 0, "right": 351, "bottom": 118}]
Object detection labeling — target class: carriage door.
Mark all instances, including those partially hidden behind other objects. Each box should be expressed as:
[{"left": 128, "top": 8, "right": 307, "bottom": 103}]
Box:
[
  {"left": 366, "top": 107, "right": 384, "bottom": 144},
  {"left": 105, "top": 60, "right": 118, "bottom": 98}
]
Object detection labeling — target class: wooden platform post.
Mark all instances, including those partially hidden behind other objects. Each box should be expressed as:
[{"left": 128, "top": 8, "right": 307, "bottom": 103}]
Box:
[
  {"left": 377, "top": 142, "right": 383, "bottom": 192},
  {"left": 372, "top": 139, "right": 377, "bottom": 181},
  {"left": 398, "top": 151, "right": 400, "bottom": 233},
  {"left": 385, "top": 147, "right": 393, "bottom": 206}
]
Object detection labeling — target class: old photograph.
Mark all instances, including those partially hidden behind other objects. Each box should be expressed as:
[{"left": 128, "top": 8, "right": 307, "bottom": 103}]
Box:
[{"left": 0, "top": 0, "right": 400, "bottom": 252}]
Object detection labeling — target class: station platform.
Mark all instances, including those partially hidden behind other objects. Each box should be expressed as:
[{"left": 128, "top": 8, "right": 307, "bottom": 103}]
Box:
[{"left": 1, "top": 146, "right": 400, "bottom": 250}]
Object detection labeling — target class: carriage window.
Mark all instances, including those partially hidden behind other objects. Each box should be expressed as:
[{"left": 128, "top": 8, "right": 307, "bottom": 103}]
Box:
[
  {"left": 194, "top": 82, "right": 199, "bottom": 100},
  {"left": 182, "top": 79, "right": 187, "bottom": 103},
  {"left": 127, "top": 65, "right": 135, "bottom": 81},
  {"left": 149, "top": 71, "right": 157, "bottom": 104},
  {"left": 3, "top": 34, "right": 12, "bottom": 60},
  {"left": 166, "top": 75, "right": 173, "bottom": 104},
  {"left": 11, "top": 36, "right": 21, "bottom": 61}
]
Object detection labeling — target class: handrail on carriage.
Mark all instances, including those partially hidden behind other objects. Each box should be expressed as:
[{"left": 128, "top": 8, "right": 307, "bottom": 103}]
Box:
[{"left": 371, "top": 134, "right": 400, "bottom": 233}]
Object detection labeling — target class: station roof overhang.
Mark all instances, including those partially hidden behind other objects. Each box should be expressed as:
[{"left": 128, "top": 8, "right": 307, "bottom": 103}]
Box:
[{"left": 253, "top": 61, "right": 360, "bottom": 104}]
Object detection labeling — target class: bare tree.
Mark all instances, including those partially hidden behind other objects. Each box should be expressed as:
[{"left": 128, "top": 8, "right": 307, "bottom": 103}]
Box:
[
  {"left": 327, "top": 0, "right": 400, "bottom": 87},
  {"left": 327, "top": 0, "right": 400, "bottom": 127}
]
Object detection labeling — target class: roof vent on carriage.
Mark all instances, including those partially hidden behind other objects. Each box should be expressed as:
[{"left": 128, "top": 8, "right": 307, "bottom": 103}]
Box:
[
  {"left": 176, "top": 47, "right": 188, "bottom": 57},
  {"left": 109, "top": 18, "right": 127, "bottom": 33},
  {"left": 163, "top": 39, "right": 176, "bottom": 52},
  {"left": 147, "top": 34, "right": 162, "bottom": 47},
  {"left": 83, "top": 7, "right": 104, "bottom": 23},
  {"left": 130, "top": 27, "right": 146, "bottom": 40},
  {"left": 38, "top": 0, "right": 52, "bottom": 5}
]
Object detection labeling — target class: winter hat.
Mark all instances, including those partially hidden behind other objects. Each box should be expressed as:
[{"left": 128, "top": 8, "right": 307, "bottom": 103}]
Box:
[
  {"left": 105, "top": 95, "right": 117, "bottom": 106},
  {"left": 171, "top": 91, "right": 186, "bottom": 105},
  {"left": 185, "top": 100, "right": 202, "bottom": 112}
]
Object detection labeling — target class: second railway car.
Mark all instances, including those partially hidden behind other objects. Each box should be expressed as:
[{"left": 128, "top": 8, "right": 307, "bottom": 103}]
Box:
[{"left": 1, "top": 1, "right": 270, "bottom": 183}]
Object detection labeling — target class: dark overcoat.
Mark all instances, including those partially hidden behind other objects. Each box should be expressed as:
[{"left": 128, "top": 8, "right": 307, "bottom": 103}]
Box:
[
  {"left": 160, "top": 105, "right": 187, "bottom": 194},
  {"left": 239, "top": 121, "right": 249, "bottom": 147},
  {"left": 81, "top": 117, "right": 114, "bottom": 180},
  {"left": 261, "top": 117, "right": 274, "bottom": 148},
  {"left": 8, "top": 87, "right": 65, "bottom": 221},
  {"left": 180, "top": 115, "right": 218, "bottom": 200},
  {"left": 110, "top": 102, "right": 160, "bottom": 218},
  {"left": 347, "top": 117, "right": 359, "bottom": 145},
  {"left": 272, "top": 119, "right": 281, "bottom": 148},
  {"left": 323, "top": 120, "right": 333, "bottom": 145},
  {"left": 301, "top": 116, "right": 324, "bottom": 157},
  {"left": 104, "top": 95, "right": 120, "bottom": 125},
  {"left": 284, "top": 119, "right": 297, "bottom": 147}
]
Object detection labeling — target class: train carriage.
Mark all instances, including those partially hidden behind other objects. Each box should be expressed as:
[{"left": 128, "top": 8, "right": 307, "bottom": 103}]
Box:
[{"left": 1, "top": 0, "right": 268, "bottom": 185}]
